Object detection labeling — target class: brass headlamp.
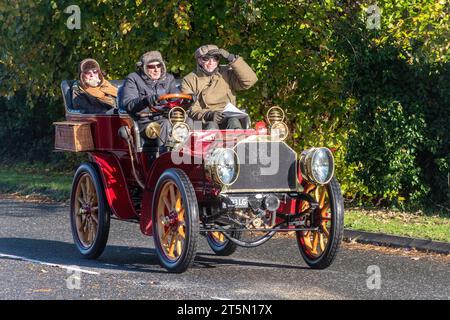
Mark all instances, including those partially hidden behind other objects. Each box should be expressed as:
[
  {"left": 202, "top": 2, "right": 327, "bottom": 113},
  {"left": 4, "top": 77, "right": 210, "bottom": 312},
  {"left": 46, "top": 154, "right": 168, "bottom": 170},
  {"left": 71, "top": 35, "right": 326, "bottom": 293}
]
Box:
[
  {"left": 205, "top": 148, "right": 240, "bottom": 186},
  {"left": 266, "top": 106, "right": 289, "bottom": 141},
  {"left": 299, "top": 147, "right": 335, "bottom": 185},
  {"left": 168, "top": 107, "right": 187, "bottom": 125},
  {"left": 169, "top": 107, "right": 190, "bottom": 143}
]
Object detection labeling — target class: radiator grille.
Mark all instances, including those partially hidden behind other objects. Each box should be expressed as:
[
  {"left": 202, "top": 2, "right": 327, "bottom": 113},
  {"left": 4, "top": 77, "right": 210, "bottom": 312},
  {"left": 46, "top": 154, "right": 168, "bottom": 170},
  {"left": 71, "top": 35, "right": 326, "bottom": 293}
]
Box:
[{"left": 224, "top": 140, "right": 298, "bottom": 193}]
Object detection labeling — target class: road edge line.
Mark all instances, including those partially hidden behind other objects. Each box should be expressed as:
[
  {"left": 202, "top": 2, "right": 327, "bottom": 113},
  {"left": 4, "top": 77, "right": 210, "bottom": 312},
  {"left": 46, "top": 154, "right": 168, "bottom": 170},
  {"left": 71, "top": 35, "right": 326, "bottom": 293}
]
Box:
[{"left": 0, "top": 253, "right": 100, "bottom": 275}]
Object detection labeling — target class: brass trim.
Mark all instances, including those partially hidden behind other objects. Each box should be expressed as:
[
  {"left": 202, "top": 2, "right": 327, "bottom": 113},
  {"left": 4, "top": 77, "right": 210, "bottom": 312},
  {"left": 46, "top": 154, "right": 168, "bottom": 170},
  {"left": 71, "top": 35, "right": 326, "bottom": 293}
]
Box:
[
  {"left": 168, "top": 107, "right": 187, "bottom": 126},
  {"left": 270, "top": 121, "right": 289, "bottom": 141},
  {"left": 299, "top": 147, "right": 335, "bottom": 185},
  {"left": 172, "top": 122, "right": 190, "bottom": 143},
  {"left": 145, "top": 122, "right": 161, "bottom": 139},
  {"left": 266, "top": 106, "right": 285, "bottom": 125},
  {"left": 205, "top": 148, "right": 240, "bottom": 186}
]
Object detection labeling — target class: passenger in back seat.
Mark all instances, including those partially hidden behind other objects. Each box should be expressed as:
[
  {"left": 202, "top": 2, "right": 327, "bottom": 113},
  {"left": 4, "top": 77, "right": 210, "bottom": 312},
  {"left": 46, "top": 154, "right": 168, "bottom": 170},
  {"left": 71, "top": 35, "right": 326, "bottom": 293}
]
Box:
[{"left": 72, "top": 58, "right": 118, "bottom": 114}]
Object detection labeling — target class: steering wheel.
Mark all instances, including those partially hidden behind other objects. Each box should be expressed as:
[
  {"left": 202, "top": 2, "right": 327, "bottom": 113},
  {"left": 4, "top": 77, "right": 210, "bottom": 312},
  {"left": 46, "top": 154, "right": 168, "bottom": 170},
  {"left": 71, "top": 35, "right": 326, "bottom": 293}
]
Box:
[{"left": 151, "top": 93, "right": 194, "bottom": 113}]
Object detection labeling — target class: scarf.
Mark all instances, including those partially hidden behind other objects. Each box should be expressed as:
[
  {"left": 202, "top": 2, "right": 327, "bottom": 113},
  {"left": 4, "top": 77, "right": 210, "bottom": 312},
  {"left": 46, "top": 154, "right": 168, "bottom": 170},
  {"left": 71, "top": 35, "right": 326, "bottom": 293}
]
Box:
[
  {"left": 83, "top": 79, "right": 118, "bottom": 107},
  {"left": 197, "top": 64, "right": 218, "bottom": 77}
]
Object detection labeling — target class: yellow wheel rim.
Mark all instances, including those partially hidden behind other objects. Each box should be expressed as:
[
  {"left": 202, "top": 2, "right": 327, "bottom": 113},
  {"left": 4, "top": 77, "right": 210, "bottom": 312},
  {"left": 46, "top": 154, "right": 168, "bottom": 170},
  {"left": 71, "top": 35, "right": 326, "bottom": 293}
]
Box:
[
  {"left": 156, "top": 181, "right": 186, "bottom": 262},
  {"left": 74, "top": 173, "right": 99, "bottom": 248},
  {"left": 300, "top": 182, "right": 331, "bottom": 258},
  {"left": 209, "top": 231, "right": 226, "bottom": 245}
]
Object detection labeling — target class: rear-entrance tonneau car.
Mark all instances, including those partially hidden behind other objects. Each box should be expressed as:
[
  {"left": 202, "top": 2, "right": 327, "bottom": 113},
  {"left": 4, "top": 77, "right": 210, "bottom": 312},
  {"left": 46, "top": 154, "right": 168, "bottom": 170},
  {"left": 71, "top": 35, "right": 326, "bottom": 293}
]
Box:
[{"left": 55, "top": 80, "right": 344, "bottom": 273}]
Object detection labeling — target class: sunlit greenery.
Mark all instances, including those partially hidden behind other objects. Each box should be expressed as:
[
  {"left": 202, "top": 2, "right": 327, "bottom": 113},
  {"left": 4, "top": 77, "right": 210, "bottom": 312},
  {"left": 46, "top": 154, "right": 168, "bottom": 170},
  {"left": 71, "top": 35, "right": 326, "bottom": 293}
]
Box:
[
  {"left": 345, "top": 209, "right": 450, "bottom": 243},
  {"left": 0, "top": 0, "right": 448, "bottom": 210},
  {"left": 0, "top": 165, "right": 72, "bottom": 202}
]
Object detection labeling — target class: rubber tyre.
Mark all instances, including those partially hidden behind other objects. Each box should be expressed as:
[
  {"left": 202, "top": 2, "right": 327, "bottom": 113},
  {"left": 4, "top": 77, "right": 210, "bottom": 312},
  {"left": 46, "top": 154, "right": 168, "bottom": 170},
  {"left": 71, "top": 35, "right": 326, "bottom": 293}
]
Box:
[
  {"left": 70, "top": 163, "right": 110, "bottom": 259},
  {"left": 152, "top": 168, "right": 199, "bottom": 273},
  {"left": 296, "top": 177, "right": 344, "bottom": 269},
  {"left": 206, "top": 231, "right": 241, "bottom": 256}
]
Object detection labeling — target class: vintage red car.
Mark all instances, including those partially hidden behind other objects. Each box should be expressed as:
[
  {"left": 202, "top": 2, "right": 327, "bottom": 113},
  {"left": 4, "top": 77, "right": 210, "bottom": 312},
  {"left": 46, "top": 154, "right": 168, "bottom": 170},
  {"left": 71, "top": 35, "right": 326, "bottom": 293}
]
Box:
[{"left": 55, "top": 80, "right": 344, "bottom": 273}]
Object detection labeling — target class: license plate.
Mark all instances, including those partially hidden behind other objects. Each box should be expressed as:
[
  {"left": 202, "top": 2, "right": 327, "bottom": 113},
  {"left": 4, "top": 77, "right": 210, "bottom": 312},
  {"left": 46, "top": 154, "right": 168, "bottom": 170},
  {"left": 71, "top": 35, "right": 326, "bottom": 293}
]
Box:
[{"left": 229, "top": 196, "right": 249, "bottom": 208}]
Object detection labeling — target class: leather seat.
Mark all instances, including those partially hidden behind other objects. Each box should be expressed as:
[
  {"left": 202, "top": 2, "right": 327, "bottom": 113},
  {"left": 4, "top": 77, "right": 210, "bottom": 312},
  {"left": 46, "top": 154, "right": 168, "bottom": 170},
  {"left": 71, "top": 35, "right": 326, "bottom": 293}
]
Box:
[{"left": 61, "top": 80, "right": 77, "bottom": 113}]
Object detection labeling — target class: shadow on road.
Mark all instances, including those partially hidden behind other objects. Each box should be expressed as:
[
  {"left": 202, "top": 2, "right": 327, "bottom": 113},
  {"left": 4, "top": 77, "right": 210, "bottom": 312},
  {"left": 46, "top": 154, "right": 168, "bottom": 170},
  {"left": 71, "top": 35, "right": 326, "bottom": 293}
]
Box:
[
  {"left": 194, "top": 253, "right": 310, "bottom": 271},
  {"left": 0, "top": 237, "right": 308, "bottom": 274}
]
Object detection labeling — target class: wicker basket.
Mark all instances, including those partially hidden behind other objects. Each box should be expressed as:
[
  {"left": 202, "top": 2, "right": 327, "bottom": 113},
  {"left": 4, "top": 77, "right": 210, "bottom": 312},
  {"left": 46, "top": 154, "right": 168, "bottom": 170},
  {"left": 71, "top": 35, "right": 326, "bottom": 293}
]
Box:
[{"left": 54, "top": 121, "right": 94, "bottom": 152}]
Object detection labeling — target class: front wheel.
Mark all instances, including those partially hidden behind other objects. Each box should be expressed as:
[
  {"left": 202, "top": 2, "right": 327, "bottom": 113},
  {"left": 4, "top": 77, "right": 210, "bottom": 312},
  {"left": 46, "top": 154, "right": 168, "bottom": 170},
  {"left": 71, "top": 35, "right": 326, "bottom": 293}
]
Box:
[
  {"left": 152, "top": 168, "right": 199, "bottom": 273},
  {"left": 70, "top": 163, "right": 110, "bottom": 259},
  {"left": 296, "top": 177, "right": 344, "bottom": 269},
  {"left": 206, "top": 231, "right": 241, "bottom": 256}
]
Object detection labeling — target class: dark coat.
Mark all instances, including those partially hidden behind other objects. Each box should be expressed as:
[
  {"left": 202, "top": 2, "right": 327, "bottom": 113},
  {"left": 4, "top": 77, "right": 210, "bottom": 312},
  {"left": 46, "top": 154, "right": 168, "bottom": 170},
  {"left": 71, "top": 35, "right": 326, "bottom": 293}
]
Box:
[{"left": 120, "top": 70, "right": 180, "bottom": 131}]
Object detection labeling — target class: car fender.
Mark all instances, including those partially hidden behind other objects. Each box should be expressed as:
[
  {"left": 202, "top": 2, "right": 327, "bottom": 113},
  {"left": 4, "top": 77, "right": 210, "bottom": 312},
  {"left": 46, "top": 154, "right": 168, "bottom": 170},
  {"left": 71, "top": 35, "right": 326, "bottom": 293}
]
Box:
[
  {"left": 90, "top": 152, "right": 138, "bottom": 220},
  {"left": 140, "top": 151, "right": 204, "bottom": 236}
]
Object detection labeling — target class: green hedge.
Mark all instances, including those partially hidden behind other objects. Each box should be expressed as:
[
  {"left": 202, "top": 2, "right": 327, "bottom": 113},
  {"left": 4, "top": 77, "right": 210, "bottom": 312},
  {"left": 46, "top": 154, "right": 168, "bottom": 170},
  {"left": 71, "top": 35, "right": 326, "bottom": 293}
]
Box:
[{"left": 0, "top": 0, "right": 448, "bottom": 210}]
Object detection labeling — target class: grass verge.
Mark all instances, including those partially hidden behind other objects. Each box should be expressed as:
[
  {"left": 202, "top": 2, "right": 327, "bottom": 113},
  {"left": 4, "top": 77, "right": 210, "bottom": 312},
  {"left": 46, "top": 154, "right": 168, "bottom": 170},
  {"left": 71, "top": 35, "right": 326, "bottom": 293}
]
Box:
[
  {"left": 0, "top": 164, "right": 72, "bottom": 202},
  {"left": 345, "top": 209, "right": 450, "bottom": 243}
]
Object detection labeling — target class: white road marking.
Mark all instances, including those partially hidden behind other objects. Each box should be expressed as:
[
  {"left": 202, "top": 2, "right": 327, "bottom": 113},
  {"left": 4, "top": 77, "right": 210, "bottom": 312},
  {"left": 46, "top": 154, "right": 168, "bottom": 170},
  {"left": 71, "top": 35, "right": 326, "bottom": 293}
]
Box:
[
  {"left": 0, "top": 253, "right": 100, "bottom": 275},
  {"left": 211, "top": 296, "right": 231, "bottom": 300}
]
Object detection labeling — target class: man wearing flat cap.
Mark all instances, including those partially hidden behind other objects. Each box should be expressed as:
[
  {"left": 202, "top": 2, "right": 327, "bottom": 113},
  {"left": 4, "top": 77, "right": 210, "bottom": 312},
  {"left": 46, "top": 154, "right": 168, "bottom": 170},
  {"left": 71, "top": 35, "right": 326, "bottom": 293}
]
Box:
[
  {"left": 181, "top": 44, "right": 258, "bottom": 129},
  {"left": 72, "top": 58, "right": 118, "bottom": 114},
  {"left": 121, "top": 51, "right": 179, "bottom": 155}
]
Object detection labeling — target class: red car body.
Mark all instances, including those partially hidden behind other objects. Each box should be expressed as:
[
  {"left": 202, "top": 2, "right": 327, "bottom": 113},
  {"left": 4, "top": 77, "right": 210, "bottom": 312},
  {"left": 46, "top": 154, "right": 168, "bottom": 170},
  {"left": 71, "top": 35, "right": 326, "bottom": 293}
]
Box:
[
  {"left": 59, "top": 80, "right": 343, "bottom": 273},
  {"left": 66, "top": 112, "right": 298, "bottom": 235}
]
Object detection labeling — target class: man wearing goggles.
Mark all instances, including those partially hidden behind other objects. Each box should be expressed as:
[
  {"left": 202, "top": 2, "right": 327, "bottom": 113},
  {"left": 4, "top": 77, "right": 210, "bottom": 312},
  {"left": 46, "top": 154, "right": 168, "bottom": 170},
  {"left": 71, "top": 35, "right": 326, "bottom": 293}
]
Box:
[
  {"left": 181, "top": 44, "right": 258, "bottom": 129},
  {"left": 121, "top": 51, "right": 179, "bottom": 156}
]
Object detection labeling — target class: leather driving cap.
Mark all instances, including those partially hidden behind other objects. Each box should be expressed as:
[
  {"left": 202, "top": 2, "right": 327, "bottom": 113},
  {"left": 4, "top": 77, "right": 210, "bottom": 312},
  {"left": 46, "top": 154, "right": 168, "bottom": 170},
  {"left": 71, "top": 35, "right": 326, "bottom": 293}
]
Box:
[{"left": 195, "top": 44, "right": 220, "bottom": 58}]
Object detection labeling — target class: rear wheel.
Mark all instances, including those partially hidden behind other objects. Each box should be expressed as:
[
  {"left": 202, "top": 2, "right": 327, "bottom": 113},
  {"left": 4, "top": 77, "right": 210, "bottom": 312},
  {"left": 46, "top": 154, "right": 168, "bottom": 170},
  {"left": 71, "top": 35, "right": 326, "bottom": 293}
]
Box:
[
  {"left": 70, "top": 163, "right": 110, "bottom": 259},
  {"left": 296, "top": 177, "right": 344, "bottom": 269},
  {"left": 152, "top": 168, "right": 199, "bottom": 273}
]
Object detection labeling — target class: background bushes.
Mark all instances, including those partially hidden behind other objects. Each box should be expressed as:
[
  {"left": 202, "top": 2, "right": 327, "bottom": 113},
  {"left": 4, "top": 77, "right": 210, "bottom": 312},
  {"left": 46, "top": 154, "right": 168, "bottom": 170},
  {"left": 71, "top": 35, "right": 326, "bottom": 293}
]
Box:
[{"left": 0, "top": 0, "right": 448, "bottom": 210}]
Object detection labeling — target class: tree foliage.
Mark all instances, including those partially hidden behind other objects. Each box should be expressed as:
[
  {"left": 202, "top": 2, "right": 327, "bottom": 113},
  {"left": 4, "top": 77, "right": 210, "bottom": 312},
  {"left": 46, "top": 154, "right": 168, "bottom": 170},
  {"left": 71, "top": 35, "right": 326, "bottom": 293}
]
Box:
[{"left": 0, "top": 0, "right": 448, "bottom": 209}]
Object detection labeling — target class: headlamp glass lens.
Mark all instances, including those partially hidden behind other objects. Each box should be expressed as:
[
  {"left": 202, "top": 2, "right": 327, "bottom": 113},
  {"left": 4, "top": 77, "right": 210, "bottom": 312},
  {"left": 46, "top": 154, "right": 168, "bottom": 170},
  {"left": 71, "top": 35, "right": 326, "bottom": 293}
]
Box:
[
  {"left": 312, "top": 148, "right": 332, "bottom": 184},
  {"left": 172, "top": 123, "right": 190, "bottom": 143},
  {"left": 216, "top": 149, "right": 237, "bottom": 185}
]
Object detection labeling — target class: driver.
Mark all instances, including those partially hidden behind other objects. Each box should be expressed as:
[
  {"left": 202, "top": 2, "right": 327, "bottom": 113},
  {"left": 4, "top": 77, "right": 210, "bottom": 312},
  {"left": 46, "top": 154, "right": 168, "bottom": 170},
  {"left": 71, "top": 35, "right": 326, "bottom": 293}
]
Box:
[
  {"left": 181, "top": 44, "right": 258, "bottom": 129},
  {"left": 121, "top": 51, "right": 179, "bottom": 154}
]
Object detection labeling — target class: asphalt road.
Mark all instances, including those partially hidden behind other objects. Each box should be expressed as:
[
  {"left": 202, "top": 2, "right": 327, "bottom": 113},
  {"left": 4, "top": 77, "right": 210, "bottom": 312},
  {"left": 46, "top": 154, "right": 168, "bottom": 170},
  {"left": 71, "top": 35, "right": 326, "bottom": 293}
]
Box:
[{"left": 0, "top": 195, "right": 449, "bottom": 300}]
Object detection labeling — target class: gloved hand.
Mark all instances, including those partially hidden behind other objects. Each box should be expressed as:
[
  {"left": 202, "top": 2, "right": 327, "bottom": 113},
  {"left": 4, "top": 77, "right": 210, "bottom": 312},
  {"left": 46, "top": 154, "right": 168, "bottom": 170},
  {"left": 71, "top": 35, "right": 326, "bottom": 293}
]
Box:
[
  {"left": 219, "top": 48, "right": 236, "bottom": 63},
  {"left": 204, "top": 111, "right": 225, "bottom": 124},
  {"left": 145, "top": 94, "right": 159, "bottom": 107}
]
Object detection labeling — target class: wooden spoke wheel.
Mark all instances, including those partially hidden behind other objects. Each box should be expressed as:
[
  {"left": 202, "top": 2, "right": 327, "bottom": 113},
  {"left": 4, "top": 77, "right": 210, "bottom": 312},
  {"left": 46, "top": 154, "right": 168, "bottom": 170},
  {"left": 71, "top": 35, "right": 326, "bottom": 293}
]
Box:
[
  {"left": 296, "top": 177, "right": 344, "bottom": 269},
  {"left": 152, "top": 168, "right": 199, "bottom": 273},
  {"left": 70, "top": 163, "right": 110, "bottom": 259},
  {"left": 206, "top": 231, "right": 241, "bottom": 256}
]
